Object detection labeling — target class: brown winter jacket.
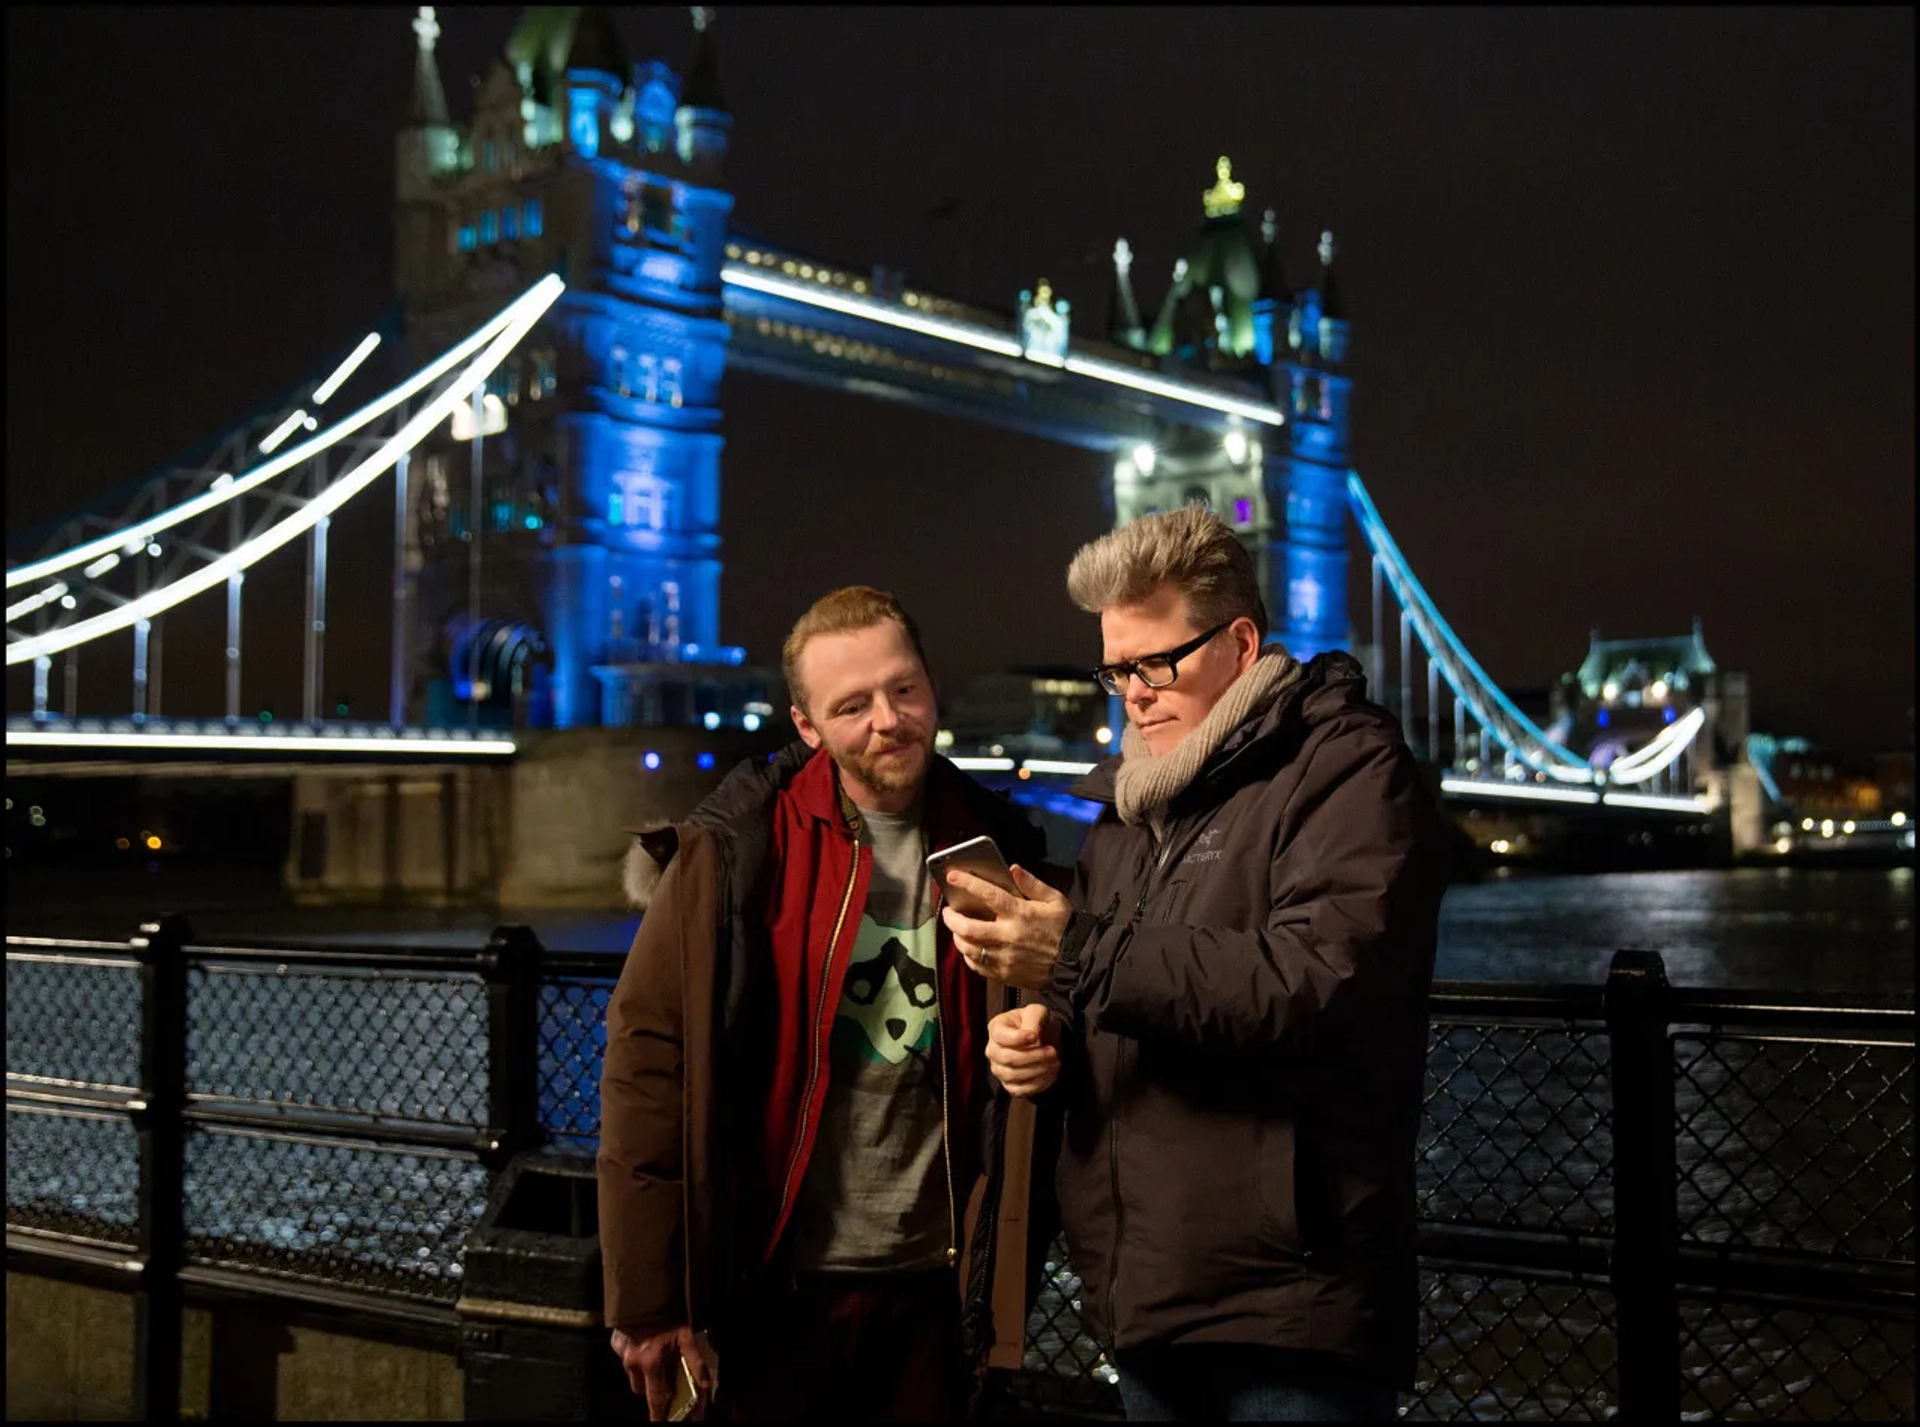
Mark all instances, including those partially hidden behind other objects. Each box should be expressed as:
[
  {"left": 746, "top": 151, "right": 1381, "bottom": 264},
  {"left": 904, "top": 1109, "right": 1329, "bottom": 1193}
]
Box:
[
  {"left": 1038, "top": 651, "right": 1447, "bottom": 1388},
  {"left": 597, "top": 742, "right": 1062, "bottom": 1389}
]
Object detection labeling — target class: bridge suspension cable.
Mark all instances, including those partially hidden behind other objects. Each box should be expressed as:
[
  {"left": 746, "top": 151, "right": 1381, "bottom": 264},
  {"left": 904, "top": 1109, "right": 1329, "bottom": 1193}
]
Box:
[
  {"left": 1347, "top": 471, "right": 1706, "bottom": 792},
  {"left": 1347, "top": 472, "right": 1591, "bottom": 779},
  {"left": 7, "top": 285, "right": 550, "bottom": 592},
  {"left": 6, "top": 275, "right": 564, "bottom": 668}
]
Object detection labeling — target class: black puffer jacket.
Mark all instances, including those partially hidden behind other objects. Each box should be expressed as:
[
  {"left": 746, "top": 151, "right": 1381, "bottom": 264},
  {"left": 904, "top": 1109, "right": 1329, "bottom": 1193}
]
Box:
[{"left": 1039, "top": 652, "right": 1447, "bottom": 1387}]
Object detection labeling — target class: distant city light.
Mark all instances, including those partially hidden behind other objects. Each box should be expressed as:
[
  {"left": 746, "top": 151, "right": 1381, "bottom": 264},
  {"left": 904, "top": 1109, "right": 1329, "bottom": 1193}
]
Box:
[
  {"left": 702, "top": 711, "right": 721, "bottom": 730},
  {"left": 1821, "top": 820, "right": 1835, "bottom": 838},
  {"left": 1490, "top": 839, "right": 1511, "bottom": 854},
  {"left": 697, "top": 752, "right": 716, "bottom": 770},
  {"left": 743, "top": 713, "right": 761, "bottom": 731},
  {"left": 1602, "top": 682, "right": 1619, "bottom": 701},
  {"left": 1095, "top": 726, "right": 1113, "bottom": 745},
  {"left": 1774, "top": 836, "right": 1792, "bottom": 854},
  {"left": 1648, "top": 679, "right": 1668, "bottom": 701},
  {"left": 1132, "top": 443, "right": 1156, "bottom": 477},
  {"left": 144, "top": 835, "right": 162, "bottom": 851},
  {"left": 1893, "top": 811, "right": 1908, "bottom": 827},
  {"left": 1842, "top": 820, "right": 1856, "bottom": 835},
  {"left": 643, "top": 751, "right": 661, "bottom": 771},
  {"left": 1802, "top": 818, "right": 1816, "bottom": 831},
  {"left": 1223, "top": 430, "right": 1247, "bottom": 464}
]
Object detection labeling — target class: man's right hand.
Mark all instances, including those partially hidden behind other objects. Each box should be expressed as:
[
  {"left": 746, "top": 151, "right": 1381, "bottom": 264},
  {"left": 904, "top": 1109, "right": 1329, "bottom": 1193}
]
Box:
[
  {"left": 985, "top": 1003, "right": 1060, "bottom": 1097},
  {"left": 610, "top": 1324, "right": 712, "bottom": 1421}
]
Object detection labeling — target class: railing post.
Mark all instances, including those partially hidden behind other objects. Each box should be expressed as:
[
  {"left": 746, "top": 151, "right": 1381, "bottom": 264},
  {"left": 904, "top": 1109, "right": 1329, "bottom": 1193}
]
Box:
[
  {"left": 130, "top": 913, "right": 192, "bottom": 1422},
  {"left": 480, "top": 924, "right": 545, "bottom": 1170},
  {"left": 1603, "top": 948, "right": 1680, "bottom": 1422}
]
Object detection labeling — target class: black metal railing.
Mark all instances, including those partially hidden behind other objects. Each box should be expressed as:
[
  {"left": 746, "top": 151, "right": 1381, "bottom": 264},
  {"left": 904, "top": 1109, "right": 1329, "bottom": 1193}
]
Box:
[{"left": 7, "top": 926, "right": 1913, "bottom": 1421}]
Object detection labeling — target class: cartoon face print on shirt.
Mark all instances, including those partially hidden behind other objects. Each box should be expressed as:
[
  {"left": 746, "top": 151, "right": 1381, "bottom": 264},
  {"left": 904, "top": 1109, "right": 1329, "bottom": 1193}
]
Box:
[{"left": 834, "top": 916, "right": 939, "bottom": 1068}]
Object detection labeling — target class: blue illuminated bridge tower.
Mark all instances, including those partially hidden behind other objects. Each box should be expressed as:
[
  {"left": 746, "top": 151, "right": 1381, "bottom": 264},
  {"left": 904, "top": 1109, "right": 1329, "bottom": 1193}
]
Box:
[
  {"left": 391, "top": 8, "right": 1359, "bottom": 734},
  {"left": 395, "top": 5, "right": 751, "bottom": 731}
]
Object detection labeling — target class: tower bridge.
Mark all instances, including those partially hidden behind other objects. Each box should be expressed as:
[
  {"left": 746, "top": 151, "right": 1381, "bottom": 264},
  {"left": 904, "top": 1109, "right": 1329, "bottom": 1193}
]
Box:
[{"left": 7, "top": 6, "right": 1777, "bottom": 897}]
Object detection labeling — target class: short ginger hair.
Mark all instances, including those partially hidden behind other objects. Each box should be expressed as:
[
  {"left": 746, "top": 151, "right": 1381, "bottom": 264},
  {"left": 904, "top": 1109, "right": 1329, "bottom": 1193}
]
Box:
[{"left": 782, "top": 585, "right": 933, "bottom": 712}]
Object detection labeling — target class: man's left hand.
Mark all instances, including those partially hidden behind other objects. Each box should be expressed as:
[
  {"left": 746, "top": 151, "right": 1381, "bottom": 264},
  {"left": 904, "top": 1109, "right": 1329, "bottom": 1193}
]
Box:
[{"left": 941, "top": 864, "right": 1074, "bottom": 992}]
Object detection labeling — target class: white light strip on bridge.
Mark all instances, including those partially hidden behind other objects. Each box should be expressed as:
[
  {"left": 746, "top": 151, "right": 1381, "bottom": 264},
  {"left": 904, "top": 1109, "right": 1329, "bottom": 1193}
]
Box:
[
  {"left": 8, "top": 730, "right": 517, "bottom": 756},
  {"left": 1601, "top": 707, "right": 1707, "bottom": 784},
  {"left": 721, "top": 265, "right": 1286, "bottom": 428},
  {"left": 256, "top": 409, "right": 311, "bottom": 454},
  {"left": 1601, "top": 790, "right": 1711, "bottom": 814},
  {"left": 310, "top": 333, "right": 382, "bottom": 405},
  {"left": 6, "top": 277, "right": 564, "bottom": 667},
  {"left": 6, "top": 581, "right": 68, "bottom": 623},
  {"left": 724, "top": 266, "right": 1023, "bottom": 357},
  {"left": 1440, "top": 778, "right": 1600, "bottom": 805},
  {"left": 948, "top": 756, "right": 1016, "bottom": 772},
  {"left": 1023, "top": 758, "right": 1098, "bottom": 775},
  {"left": 1059, "top": 353, "right": 1283, "bottom": 427},
  {"left": 7, "top": 286, "right": 550, "bottom": 592}
]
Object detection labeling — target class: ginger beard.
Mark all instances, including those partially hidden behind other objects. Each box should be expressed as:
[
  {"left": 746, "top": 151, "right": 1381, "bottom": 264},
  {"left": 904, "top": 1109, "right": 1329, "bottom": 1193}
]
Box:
[{"left": 834, "top": 718, "right": 933, "bottom": 797}]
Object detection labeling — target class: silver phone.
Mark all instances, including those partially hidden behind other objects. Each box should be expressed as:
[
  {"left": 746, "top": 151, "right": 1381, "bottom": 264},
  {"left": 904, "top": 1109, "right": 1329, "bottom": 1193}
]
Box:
[{"left": 926, "top": 835, "right": 1022, "bottom": 918}]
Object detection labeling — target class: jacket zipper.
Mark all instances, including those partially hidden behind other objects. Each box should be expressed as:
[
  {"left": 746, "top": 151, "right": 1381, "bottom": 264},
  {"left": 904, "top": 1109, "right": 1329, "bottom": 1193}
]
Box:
[
  {"left": 1107, "top": 826, "right": 1178, "bottom": 1347},
  {"left": 772, "top": 839, "right": 863, "bottom": 1246}
]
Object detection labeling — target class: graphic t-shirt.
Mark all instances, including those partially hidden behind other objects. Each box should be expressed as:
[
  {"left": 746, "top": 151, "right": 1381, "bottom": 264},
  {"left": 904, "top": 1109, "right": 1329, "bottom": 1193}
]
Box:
[{"left": 786, "top": 803, "right": 952, "bottom": 1272}]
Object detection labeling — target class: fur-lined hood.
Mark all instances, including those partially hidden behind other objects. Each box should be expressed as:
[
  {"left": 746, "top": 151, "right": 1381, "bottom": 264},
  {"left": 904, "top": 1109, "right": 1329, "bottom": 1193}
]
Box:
[{"left": 622, "top": 740, "right": 816, "bottom": 910}]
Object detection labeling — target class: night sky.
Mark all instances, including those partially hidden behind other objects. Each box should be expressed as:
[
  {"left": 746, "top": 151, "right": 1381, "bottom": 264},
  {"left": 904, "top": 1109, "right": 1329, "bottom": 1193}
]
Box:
[{"left": 6, "top": 7, "right": 1912, "bottom": 756}]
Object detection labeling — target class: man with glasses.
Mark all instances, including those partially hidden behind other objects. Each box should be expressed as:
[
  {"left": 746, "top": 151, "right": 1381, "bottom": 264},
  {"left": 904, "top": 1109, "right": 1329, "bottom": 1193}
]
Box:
[{"left": 938, "top": 505, "right": 1447, "bottom": 1422}]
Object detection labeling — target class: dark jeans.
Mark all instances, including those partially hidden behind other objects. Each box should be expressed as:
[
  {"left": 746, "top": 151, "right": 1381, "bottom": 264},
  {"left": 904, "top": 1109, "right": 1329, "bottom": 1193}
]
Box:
[
  {"left": 714, "top": 1267, "right": 968, "bottom": 1422},
  {"left": 1114, "top": 1342, "right": 1400, "bottom": 1423}
]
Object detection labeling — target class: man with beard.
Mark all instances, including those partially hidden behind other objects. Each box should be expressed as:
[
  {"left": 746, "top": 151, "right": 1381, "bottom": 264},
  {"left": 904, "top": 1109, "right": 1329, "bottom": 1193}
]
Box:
[{"left": 600, "top": 586, "right": 1055, "bottom": 1421}]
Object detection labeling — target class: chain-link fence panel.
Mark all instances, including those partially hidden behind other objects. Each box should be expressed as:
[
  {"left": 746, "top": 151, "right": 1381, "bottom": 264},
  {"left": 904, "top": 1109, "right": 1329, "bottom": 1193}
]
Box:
[
  {"left": 1679, "top": 1295, "right": 1915, "bottom": 1420},
  {"left": 186, "top": 965, "right": 488, "bottom": 1128},
  {"left": 538, "top": 976, "right": 614, "bottom": 1152},
  {"left": 1675, "top": 1035, "right": 1914, "bottom": 1262},
  {"left": 996, "top": 1234, "right": 1123, "bottom": 1419},
  {"left": 5, "top": 1104, "right": 141, "bottom": 1247},
  {"left": 1404, "top": 1269, "right": 1617, "bottom": 1421},
  {"left": 182, "top": 1127, "right": 489, "bottom": 1301},
  {"left": 6, "top": 951, "right": 142, "bottom": 1090},
  {"left": 1421, "top": 1022, "right": 1614, "bottom": 1236}
]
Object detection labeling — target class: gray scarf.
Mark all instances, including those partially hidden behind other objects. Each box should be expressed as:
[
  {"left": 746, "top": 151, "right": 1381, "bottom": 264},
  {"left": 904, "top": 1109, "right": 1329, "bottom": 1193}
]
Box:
[{"left": 1113, "top": 647, "right": 1303, "bottom": 829}]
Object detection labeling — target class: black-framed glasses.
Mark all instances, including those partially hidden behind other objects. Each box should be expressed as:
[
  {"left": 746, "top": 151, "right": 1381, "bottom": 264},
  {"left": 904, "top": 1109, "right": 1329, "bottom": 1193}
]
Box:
[{"left": 1092, "top": 622, "right": 1230, "bottom": 696}]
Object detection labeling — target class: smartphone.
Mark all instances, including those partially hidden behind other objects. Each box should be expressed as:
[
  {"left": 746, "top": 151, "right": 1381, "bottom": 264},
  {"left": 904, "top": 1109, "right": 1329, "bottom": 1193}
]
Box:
[
  {"left": 926, "top": 835, "right": 1022, "bottom": 918},
  {"left": 666, "top": 1331, "right": 718, "bottom": 1421}
]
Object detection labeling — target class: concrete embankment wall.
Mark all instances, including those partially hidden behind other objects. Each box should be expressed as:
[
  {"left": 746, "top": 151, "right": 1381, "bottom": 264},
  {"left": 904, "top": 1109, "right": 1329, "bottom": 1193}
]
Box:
[{"left": 6, "top": 1271, "right": 461, "bottom": 1421}]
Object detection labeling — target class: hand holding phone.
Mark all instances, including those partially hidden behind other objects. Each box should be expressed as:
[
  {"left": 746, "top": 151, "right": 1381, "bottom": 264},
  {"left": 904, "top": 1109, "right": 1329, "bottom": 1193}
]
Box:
[
  {"left": 665, "top": 1330, "right": 719, "bottom": 1421},
  {"left": 925, "top": 835, "right": 1023, "bottom": 918}
]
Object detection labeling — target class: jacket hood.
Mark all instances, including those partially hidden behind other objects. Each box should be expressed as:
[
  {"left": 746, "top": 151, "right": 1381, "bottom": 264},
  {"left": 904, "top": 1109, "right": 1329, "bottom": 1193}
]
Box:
[
  {"left": 1070, "top": 649, "right": 1374, "bottom": 808},
  {"left": 623, "top": 740, "right": 815, "bottom": 909}
]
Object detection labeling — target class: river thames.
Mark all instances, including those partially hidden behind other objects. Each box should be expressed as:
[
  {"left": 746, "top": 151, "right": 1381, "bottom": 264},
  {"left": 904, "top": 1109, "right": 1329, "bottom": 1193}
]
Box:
[{"left": 6, "top": 862, "right": 1913, "bottom": 994}]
